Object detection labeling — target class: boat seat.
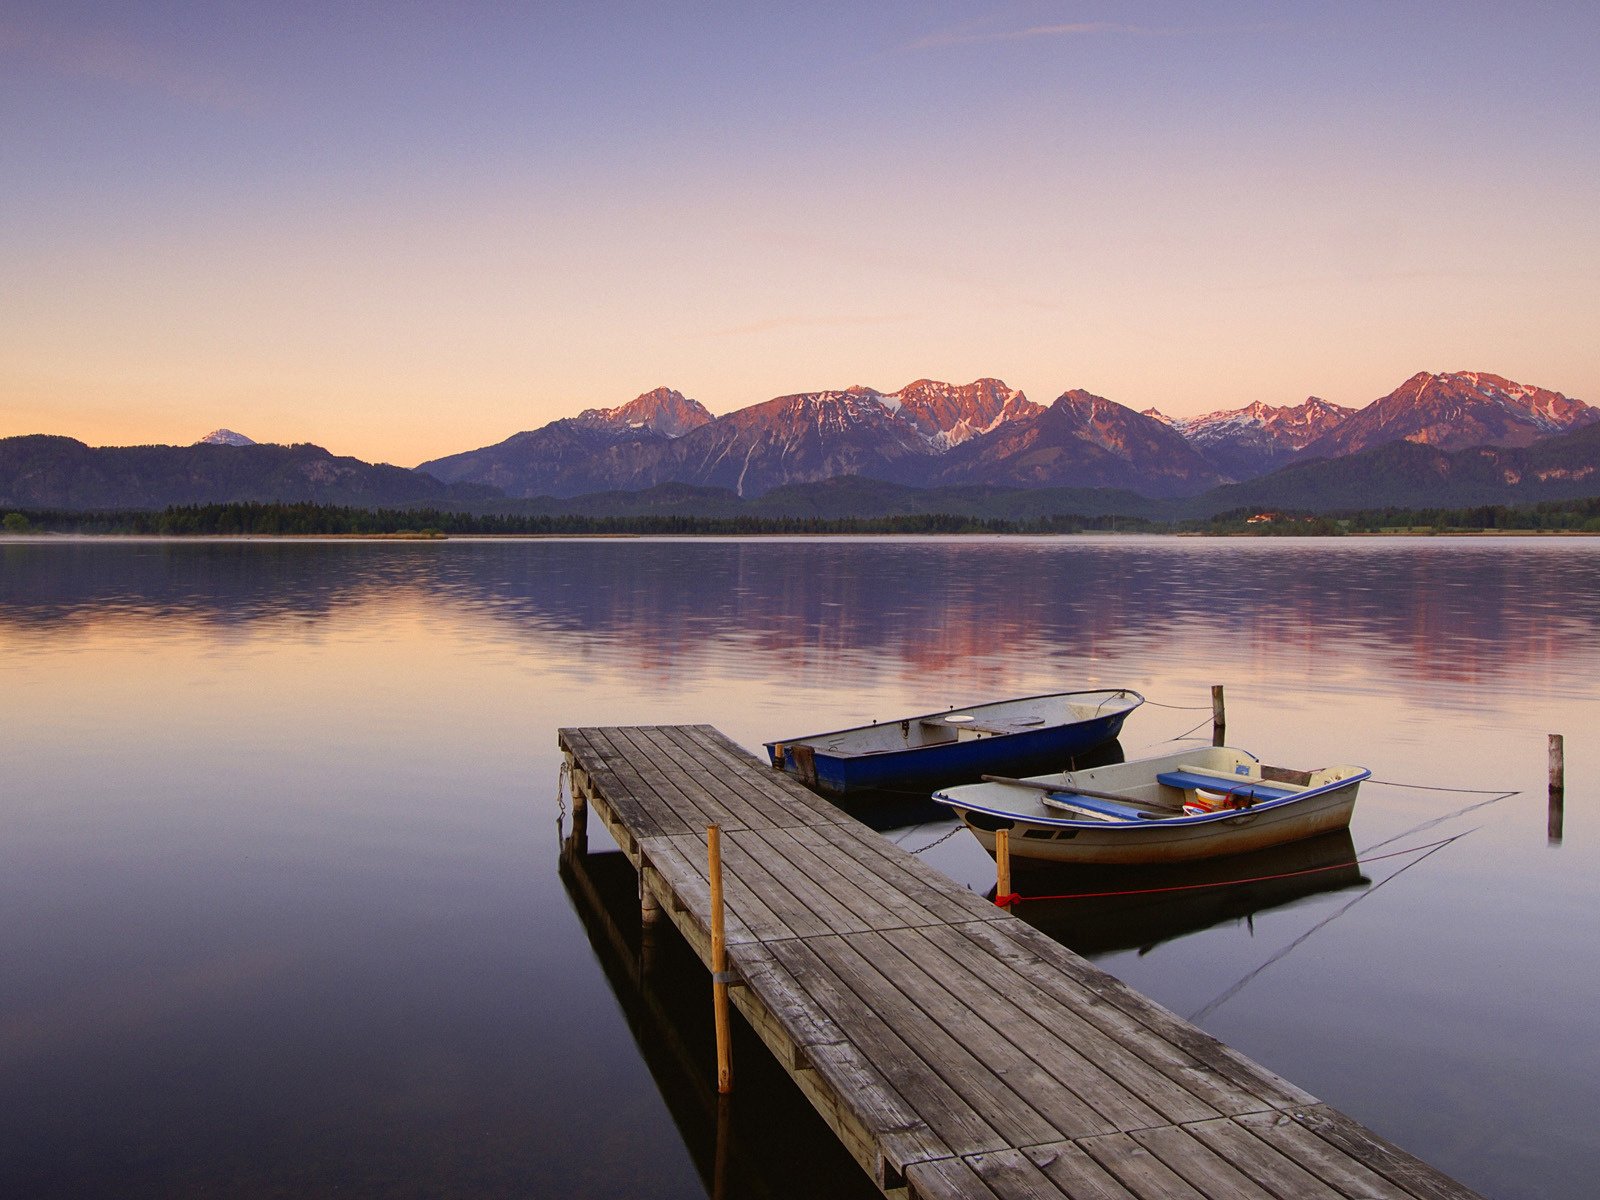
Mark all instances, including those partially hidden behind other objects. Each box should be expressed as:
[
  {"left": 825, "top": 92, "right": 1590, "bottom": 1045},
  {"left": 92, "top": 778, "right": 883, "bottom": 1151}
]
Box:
[
  {"left": 1154, "top": 770, "right": 1298, "bottom": 802},
  {"left": 921, "top": 717, "right": 1046, "bottom": 736},
  {"left": 1040, "top": 791, "right": 1151, "bottom": 821}
]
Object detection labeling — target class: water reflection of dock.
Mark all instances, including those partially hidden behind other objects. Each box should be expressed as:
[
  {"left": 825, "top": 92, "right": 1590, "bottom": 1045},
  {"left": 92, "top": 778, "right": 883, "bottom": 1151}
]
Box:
[
  {"left": 559, "top": 724, "right": 1482, "bottom": 1199},
  {"left": 560, "top": 846, "right": 879, "bottom": 1199}
]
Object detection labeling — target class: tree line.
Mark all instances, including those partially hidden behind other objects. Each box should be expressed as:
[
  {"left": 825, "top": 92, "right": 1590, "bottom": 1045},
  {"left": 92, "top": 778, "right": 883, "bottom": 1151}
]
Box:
[
  {"left": 5, "top": 498, "right": 1600, "bottom": 537},
  {"left": 0, "top": 502, "right": 1155, "bottom": 537}
]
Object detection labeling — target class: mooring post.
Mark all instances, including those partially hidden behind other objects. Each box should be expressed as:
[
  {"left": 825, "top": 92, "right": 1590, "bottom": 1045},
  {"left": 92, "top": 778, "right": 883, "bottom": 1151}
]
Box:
[
  {"left": 708, "top": 825, "right": 733, "bottom": 1093},
  {"left": 1212, "top": 685, "right": 1226, "bottom": 747},
  {"left": 1548, "top": 733, "right": 1565, "bottom": 846},
  {"left": 995, "top": 828, "right": 1012, "bottom": 906},
  {"left": 568, "top": 762, "right": 589, "bottom": 857},
  {"left": 640, "top": 872, "right": 662, "bottom": 972}
]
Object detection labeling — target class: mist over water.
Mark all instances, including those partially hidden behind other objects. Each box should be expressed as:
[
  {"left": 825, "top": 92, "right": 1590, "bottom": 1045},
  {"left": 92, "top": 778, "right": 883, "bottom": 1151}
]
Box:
[{"left": 2, "top": 536, "right": 1596, "bottom": 1198}]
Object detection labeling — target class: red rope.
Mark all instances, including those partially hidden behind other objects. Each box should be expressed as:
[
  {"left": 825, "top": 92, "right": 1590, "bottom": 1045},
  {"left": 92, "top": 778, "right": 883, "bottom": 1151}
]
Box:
[{"left": 999, "top": 838, "right": 1457, "bottom": 905}]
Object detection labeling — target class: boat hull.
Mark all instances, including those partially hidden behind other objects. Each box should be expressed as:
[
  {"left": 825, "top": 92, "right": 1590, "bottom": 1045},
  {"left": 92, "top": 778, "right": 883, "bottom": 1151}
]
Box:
[
  {"left": 766, "top": 691, "right": 1141, "bottom": 797},
  {"left": 949, "top": 782, "right": 1359, "bottom": 865}
]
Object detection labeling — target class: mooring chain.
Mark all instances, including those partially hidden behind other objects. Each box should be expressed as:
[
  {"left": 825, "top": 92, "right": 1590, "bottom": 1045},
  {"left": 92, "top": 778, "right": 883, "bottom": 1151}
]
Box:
[{"left": 907, "top": 823, "right": 964, "bottom": 855}]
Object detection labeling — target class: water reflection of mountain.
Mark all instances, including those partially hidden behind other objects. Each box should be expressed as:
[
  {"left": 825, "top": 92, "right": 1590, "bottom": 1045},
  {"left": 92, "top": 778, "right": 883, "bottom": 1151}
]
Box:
[
  {"left": 1009, "top": 831, "right": 1368, "bottom": 958},
  {"left": 559, "top": 846, "right": 878, "bottom": 1200},
  {"left": 0, "top": 540, "right": 440, "bottom": 630},
  {"left": 4, "top": 539, "right": 1599, "bottom": 689}
]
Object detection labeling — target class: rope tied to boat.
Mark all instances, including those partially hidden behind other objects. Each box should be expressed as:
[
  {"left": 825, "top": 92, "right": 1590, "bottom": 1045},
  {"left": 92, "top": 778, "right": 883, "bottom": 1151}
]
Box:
[{"left": 1135, "top": 714, "right": 1214, "bottom": 751}]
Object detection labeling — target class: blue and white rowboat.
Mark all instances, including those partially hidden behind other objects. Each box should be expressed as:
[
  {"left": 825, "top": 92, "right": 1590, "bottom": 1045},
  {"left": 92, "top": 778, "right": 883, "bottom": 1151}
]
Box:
[{"left": 766, "top": 689, "right": 1143, "bottom": 796}]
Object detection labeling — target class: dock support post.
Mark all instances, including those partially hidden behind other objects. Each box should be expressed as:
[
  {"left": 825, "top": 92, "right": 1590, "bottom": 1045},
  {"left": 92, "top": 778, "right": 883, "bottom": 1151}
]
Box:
[
  {"left": 1549, "top": 734, "right": 1565, "bottom": 846},
  {"left": 995, "top": 829, "right": 1012, "bottom": 907},
  {"left": 640, "top": 874, "right": 662, "bottom": 972},
  {"left": 1212, "top": 685, "right": 1226, "bottom": 747},
  {"left": 568, "top": 763, "right": 589, "bottom": 858},
  {"left": 708, "top": 825, "right": 733, "bottom": 1093}
]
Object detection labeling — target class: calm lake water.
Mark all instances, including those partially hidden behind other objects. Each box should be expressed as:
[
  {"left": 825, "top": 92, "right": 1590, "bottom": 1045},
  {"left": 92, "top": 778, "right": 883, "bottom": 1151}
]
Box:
[{"left": 2, "top": 535, "right": 1596, "bottom": 1198}]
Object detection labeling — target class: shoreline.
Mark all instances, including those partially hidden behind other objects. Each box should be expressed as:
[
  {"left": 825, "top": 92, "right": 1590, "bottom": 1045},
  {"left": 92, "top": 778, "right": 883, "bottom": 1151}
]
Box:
[{"left": 4, "top": 527, "right": 1599, "bottom": 544}]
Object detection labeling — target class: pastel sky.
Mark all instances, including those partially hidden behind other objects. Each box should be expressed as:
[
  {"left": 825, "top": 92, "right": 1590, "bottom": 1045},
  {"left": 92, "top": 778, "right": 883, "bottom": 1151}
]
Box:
[{"left": 3, "top": 1, "right": 1597, "bottom": 466}]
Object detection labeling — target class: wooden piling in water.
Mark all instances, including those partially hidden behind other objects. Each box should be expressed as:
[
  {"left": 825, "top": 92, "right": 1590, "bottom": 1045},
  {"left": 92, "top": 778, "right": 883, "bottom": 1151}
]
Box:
[
  {"left": 641, "top": 879, "right": 662, "bottom": 925},
  {"left": 1212, "top": 684, "right": 1227, "bottom": 746},
  {"left": 1549, "top": 734, "right": 1565, "bottom": 845},
  {"left": 707, "top": 824, "right": 733, "bottom": 1094},
  {"left": 994, "top": 827, "right": 1011, "bottom": 906},
  {"left": 569, "top": 766, "right": 590, "bottom": 857},
  {"left": 640, "top": 873, "right": 662, "bottom": 971}
]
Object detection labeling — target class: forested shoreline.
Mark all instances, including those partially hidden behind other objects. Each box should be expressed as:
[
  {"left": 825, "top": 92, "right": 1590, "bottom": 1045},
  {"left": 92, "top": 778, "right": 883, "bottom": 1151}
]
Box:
[{"left": 6, "top": 498, "right": 1600, "bottom": 538}]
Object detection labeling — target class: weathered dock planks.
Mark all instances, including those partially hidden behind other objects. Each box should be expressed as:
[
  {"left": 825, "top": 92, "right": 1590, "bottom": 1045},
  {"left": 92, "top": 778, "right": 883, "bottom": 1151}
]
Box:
[{"left": 559, "top": 724, "right": 1482, "bottom": 1200}]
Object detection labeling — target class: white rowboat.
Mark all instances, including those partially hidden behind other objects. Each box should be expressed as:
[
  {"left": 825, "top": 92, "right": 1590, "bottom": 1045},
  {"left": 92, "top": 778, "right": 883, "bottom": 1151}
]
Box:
[{"left": 933, "top": 745, "right": 1370, "bottom": 865}]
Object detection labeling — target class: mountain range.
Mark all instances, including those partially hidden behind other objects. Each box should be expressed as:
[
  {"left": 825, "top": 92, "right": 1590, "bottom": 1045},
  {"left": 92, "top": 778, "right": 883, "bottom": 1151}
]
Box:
[
  {"left": 0, "top": 436, "right": 496, "bottom": 510},
  {"left": 418, "top": 378, "right": 1046, "bottom": 498},
  {"left": 2, "top": 369, "right": 1597, "bottom": 516},
  {"left": 1146, "top": 397, "right": 1356, "bottom": 479},
  {"left": 418, "top": 369, "right": 1596, "bottom": 501}
]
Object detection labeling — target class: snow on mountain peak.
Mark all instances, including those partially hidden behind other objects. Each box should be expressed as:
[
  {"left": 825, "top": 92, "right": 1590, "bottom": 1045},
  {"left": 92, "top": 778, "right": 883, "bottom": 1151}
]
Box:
[
  {"left": 577, "top": 387, "right": 712, "bottom": 438},
  {"left": 889, "top": 378, "right": 1038, "bottom": 449},
  {"left": 1301, "top": 370, "right": 1598, "bottom": 457},
  {"left": 196, "top": 429, "right": 256, "bottom": 446}
]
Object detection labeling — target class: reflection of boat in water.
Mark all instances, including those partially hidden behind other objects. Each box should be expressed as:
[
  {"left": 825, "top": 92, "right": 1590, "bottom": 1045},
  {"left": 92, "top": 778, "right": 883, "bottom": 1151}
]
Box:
[
  {"left": 934, "top": 745, "right": 1370, "bottom": 864},
  {"left": 765, "top": 688, "right": 1143, "bottom": 796},
  {"left": 558, "top": 846, "right": 878, "bottom": 1200},
  {"left": 1004, "top": 830, "right": 1369, "bottom": 957}
]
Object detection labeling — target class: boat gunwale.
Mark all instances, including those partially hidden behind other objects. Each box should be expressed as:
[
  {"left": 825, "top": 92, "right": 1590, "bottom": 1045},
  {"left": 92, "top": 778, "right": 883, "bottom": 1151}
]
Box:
[
  {"left": 934, "top": 760, "right": 1372, "bottom": 831},
  {"left": 763, "top": 688, "right": 1145, "bottom": 763}
]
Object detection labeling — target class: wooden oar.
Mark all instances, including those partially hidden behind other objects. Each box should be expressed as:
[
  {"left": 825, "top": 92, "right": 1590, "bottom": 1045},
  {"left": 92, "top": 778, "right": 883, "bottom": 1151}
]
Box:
[{"left": 980, "top": 773, "right": 1148, "bottom": 807}]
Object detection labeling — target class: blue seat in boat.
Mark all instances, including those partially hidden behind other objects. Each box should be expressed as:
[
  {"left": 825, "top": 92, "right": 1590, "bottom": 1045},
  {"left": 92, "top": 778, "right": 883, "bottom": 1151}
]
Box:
[
  {"left": 1043, "top": 792, "right": 1153, "bottom": 821},
  {"left": 1155, "top": 771, "right": 1297, "bottom": 802}
]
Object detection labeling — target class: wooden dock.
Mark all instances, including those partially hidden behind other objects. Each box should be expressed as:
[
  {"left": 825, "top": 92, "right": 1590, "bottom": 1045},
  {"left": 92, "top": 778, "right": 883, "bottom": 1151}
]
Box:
[{"left": 559, "top": 724, "right": 1482, "bottom": 1200}]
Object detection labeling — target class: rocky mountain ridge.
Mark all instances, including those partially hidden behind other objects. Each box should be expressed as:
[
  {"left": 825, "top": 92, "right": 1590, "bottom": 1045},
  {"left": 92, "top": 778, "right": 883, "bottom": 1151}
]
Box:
[
  {"left": 1300, "top": 371, "right": 1597, "bottom": 459},
  {"left": 8, "top": 369, "right": 1595, "bottom": 512},
  {"left": 573, "top": 387, "right": 712, "bottom": 438},
  {"left": 419, "top": 369, "right": 1595, "bottom": 500},
  {"left": 1143, "top": 397, "right": 1356, "bottom": 478},
  {"left": 421, "top": 379, "right": 1049, "bottom": 498},
  {"left": 0, "top": 436, "right": 496, "bottom": 510},
  {"left": 929, "top": 389, "right": 1223, "bottom": 497}
]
